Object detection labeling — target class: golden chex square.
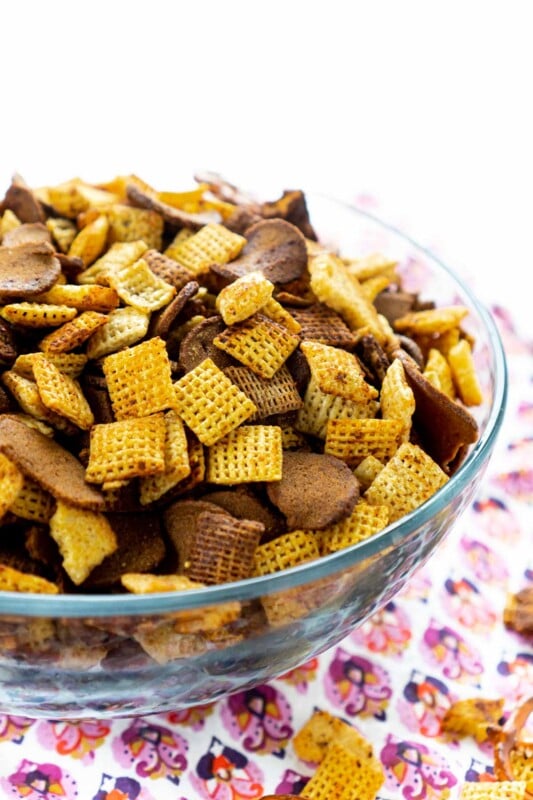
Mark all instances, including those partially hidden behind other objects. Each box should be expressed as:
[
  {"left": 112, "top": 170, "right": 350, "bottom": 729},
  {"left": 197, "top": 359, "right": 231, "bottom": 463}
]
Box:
[
  {"left": 214, "top": 313, "right": 300, "bottom": 379},
  {"left": 32, "top": 354, "right": 94, "bottom": 430},
  {"left": 301, "top": 741, "right": 384, "bottom": 800},
  {"left": 0, "top": 452, "right": 23, "bottom": 518},
  {"left": 173, "top": 358, "right": 256, "bottom": 446},
  {"left": 165, "top": 222, "right": 245, "bottom": 275},
  {"left": 206, "top": 424, "right": 282, "bottom": 483},
  {"left": 86, "top": 413, "right": 166, "bottom": 484},
  {"left": 49, "top": 501, "right": 118, "bottom": 585},
  {"left": 254, "top": 529, "right": 320, "bottom": 576},
  {"left": 77, "top": 239, "right": 148, "bottom": 285},
  {"left": 139, "top": 411, "right": 191, "bottom": 505},
  {"left": 320, "top": 500, "right": 389, "bottom": 555},
  {"left": 107, "top": 257, "right": 176, "bottom": 312},
  {"left": 325, "top": 417, "right": 404, "bottom": 466},
  {"left": 39, "top": 310, "right": 108, "bottom": 354},
  {"left": 107, "top": 204, "right": 164, "bottom": 250},
  {"left": 365, "top": 441, "right": 448, "bottom": 521},
  {"left": 85, "top": 306, "right": 150, "bottom": 360},
  {"left": 103, "top": 336, "right": 176, "bottom": 419},
  {"left": 9, "top": 476, "right": 55, "bottom": 523},
  {"left": 301, "top": 340, "right": 379, "bottom": 402},
  {"left": 296, "top": 375, "right": 379, "bottom": 440}
]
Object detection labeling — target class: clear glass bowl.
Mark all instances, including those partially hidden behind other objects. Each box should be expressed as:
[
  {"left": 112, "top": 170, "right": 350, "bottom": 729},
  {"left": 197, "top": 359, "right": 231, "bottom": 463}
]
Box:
[{"left": 0, "top": 195, "right": 507, "bottom": 719}]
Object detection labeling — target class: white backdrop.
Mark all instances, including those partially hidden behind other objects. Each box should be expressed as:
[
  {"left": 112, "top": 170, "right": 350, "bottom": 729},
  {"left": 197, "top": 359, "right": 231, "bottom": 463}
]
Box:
[{"left": 1, "top": 0, "right": 531, "bottom": 335}]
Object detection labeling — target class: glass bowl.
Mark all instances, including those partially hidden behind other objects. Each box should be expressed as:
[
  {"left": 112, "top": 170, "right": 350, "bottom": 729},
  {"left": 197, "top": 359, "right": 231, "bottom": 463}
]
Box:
[{"left": 0, "top": 195, "right": 507, "bottom": 719}]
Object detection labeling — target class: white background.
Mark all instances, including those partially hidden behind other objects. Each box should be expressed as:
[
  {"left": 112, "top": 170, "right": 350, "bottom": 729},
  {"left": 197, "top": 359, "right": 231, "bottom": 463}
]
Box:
[{"left": 1, "top": 1, "right": 531, "bottom": 337}]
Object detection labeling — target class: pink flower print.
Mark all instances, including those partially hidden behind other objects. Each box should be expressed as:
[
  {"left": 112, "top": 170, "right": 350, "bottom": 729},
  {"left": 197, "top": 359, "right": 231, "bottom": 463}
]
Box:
[
  {"left": 441, "top": 577, "right": 498, "bottom": 633},
  {"left": 112, "top": 718, "right": 188, "bottom": 781},
  {"left": 92, "top": 773, "right": 156, "bottom": 800},
  {"left": 325, "top": 646, "right": 392, "bottom": 719},
  {"left": 464, "top": 758, "right": 496, "bottom": 783},
  {"left": 460, "top": 537, "right": 509, "bottom": 584},
  {"left": 496, "top": 651, "right": 533, "bottom": 704},
  {"left": 279, "top": 657, "right": 318, "bottom": 693},
  {"left": 491, "top": 306, "right": 532, "bottom": 355},
  {"left": 167, "top": 703, "right": 215, "bottom": 730},
  {"left": 471, "top": 497, "right": 521, "bottom": 543},
  {"left": 275, "top": 768, "right": 309, "bottom": 796},
  {"left": 190, "top": 736, "right": 264, "bottom": 800},
  {"left": 36, "top": 719, "right": 111, "bottom": 763},
  {"left": 222, "top": 685, "right": 293, "bottom": 755},
  {"left": 517, "top": 403, "right": 533, "bottom": 425},
  {"left": 381, "top": 734, "right": 457, "bottom": 800},
  {"left": 421, "top": 620, "right": 483, "bottom": 682},
  {"left": 396, "top": 672, "right": 455, "bottom": 737},
  {"left": 493, "top": 469, "right": 533, "bottom": 502},
  {"left": 1, "top": 759, "right": 77, "bottom": 800},
  {"left": 398, "top": 254, "right": 433, "bottom": 295},
  {"left": 399, "top": 570, "right": 433, "bottom": 602},
  {"left": 507, "top": 437, "right": 533, "bottom": 471},
  {"left": 0, "top": 715, "right": 34, "bottom": 744},
  {"left": 351, "top": 601, "right": 412, "bottom": 656}
]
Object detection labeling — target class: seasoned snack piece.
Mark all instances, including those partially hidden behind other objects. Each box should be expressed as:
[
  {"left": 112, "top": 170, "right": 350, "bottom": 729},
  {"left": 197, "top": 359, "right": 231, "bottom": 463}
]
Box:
[
  {"left": 103, "top": 337, "right": 176, "bottom": 419},
  {"left": 49, "top": 501, "right": 118, "bottom": 584},
  {"left": 127, "top": 182, "right": 220, "bottom": 228},
  {"left": 0, "top": 318, "right": 17, "bottom": 366},
  {"left": 139, "top": 411, "right": 191, "bottom": 505},
  {"left": 179, "top": 316, "right": 236, "bottom": 372},
  {"left": 224, "top": 365, "right": 303, "bottom": 421},
  {"left": 207, "top": 425, "right": 283, "bottom": 483},
  {"left": 216, "top": 270, "right": 274, "bottom": 325},
  {"left": 394, "top": 304, "right": 469, "bottom": 335},
  {"left": 68, "top": 214, "right": 109, "bottom": 266},
  {"left": 448, "top": 338, "right": 483, "bottom": 406},
  {"left": 441, "top": 697, "right": 504, "bottom": 743},
  {"left": 165, "top": 222, "right": 245, "bottom": 275},
  {"left": 459, "top": 783, "right": 529, "bottom": 800},
  {"left": 266, "top": 451, "right": 359, "bottom": 529},
  {"left": 32, "top": 354, "right": 94, "bottom": 430},
  {"left": 503, "top": 586, "right": 533, "bottom": 635},
  {"left": 1, "top": 302, "right": 77, "bottom": 328},
  {"left": 83, "top": 512, "right": 166, "bottom": 588},
  {"left": 107, "top": 205, "right": 164, "bottom": 250},
  {"left": 149, "top": 280, "right": 199, "bottom": 339},
  {"left": 353, "top": 455, "right": 385, "bottom": 490},
  {"left": 345, "top": 252, "right": 398, "bottom": 282},
  {"left": 163, "top": 499, "right": 228, "bottom": 571},
  {"left": 0, "top": 241, "right": 60, "bottom": 302},
  {"left": 0, "top": 452, "right": 23, "bottom": 518},
  {"left": 1, "top": 174, "right": 45, "bottom": 223},
  {"left": 46, "top": 217, "right": 77, "bottom": 253},
  {"left": 8, "top": 475, "right": 54, "bottom": 523},
  {"left": 296, "top": 375, "right": 379, "bottom": 440},
  {"left": 85, "top": 413, "right": 166, "bottom": 484},
  {"left": 293, "top": 709, "right": 374, "bottom": 764},
  {"left": 212, "top": 219, "right": 308, "bottom": 284},
  {"left": 325, "top": 417, "right": 403, "bottom": 466},
  {"left": 300, "top": 741, "right": 384, "bottom": 800},
  {"left": 85, "top": 306, "right": 150, "bottom": 360},
  {"left": 301, "top": 340, "right": 379, "bottom": 402},
  {"left": 173, "top": 358, "right": 256, "bottom": 446},
  {"left": 34, "top": 283, "right": 120, "bottom": 313},
  {"left": 309, "top": 251, "right": 386, "bottom": 343},
  {"left": 206, "top": 487, "right": 284, "bottom": 540},
  {"left": 254, "top": 530, "right": 320, "bottom": 576},
  {"left": 320, "top": 500, "right": 389, "bottom": 554},
  {"left": 185, "top": 510, "right": 263, "bottom": 585},
  {"left": 365, "top": 441, "right": 448, "bottom": 522},
  {"left": 398, "top": 351, "right": 479, "bottom": 473},
  {"left": 2, "top": 370, "right": 78, "bottom": 434},
  {"left": 0, "top": 415, "right": 104, "bottom": 509},
  {"left": 290, "top": 303, "right": 357, "bottom": 348},
  {"left": 260, "top": 296, "right": 302, "bottom": 333},
  {"left": 2, "top": 222, "right": 51, "bottom": 248},
  {"left": 144, "top": 248, "right": 195, "bottom": 290},
  {"left": 14, "top": 352, "right": 88, "bottom": 380},
  {"left": 424, "top": 347, "right": 455, "bottom": 398},
  {"left": 214, "top": 313, "right": 300, "bottom": 379},
  {"left": 492, "top": 696, "right": 533, "bottom": 785},
  {"left": 77, "top": 239, "right": 148, "bottom": 285},
  {"left": 39, "top": 310, "right": 108, "bottom": 355},
  {"left": 107, "top": 256, "right": 176, "bottom": 312},
  {"left": 0, "top": 564, "right": 58, "bottom": 594}
]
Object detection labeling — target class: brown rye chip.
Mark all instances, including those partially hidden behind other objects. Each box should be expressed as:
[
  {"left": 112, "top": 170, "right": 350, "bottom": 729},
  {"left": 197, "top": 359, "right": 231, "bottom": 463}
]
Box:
[
  {"left": 2, "top": 222, "right": 52, "bottom": 248},
  {"left": 179, "top": 315, "right": 237, "bottom": 372},
  {"left": 398, "top": 350, "right": 479, "bottom": 473},
  {"left": 266, "top": 451, "right": 360, "bottom": 530},
  {"left": 0, "top": 242, "right": 61, "bottom": 302},
  {"left": 212, "top": 219, "right": 308, "bottom": 285},
  {"left": 1, "top": 175, "right": 45, "bottom": 223},
  {"left": 0, "top": 415, "right": 105, "bottom": 510},
  {"left": 149, "top": 280, "right": 199, "bottom": 339}
]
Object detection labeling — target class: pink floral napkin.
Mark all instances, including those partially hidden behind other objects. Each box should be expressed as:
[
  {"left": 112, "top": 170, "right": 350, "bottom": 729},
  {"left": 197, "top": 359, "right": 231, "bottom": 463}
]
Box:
[{"left": 0, "top": 285, "right": 531, "bottom": 800}]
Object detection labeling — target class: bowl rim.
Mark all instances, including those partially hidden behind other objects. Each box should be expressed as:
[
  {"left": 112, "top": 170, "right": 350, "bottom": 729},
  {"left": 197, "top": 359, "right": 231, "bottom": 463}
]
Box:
[{"left": 0, "top": 197, "right": 508, "bottom": 617}]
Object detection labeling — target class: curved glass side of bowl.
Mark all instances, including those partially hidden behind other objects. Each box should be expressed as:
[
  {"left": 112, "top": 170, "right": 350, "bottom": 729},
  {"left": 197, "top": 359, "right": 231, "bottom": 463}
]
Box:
[{"left": 0, "top": 196, "right": 507, "bottom": 718}]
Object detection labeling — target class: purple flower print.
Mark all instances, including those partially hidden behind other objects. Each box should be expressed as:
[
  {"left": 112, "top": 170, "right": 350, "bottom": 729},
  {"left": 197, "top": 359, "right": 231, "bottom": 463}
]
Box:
[
  {"left": 222, "top": 685, "right": 293, "bottom": 755},
  {"left": 325, "top": 646, "right": 392, "bottom": 719}
]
